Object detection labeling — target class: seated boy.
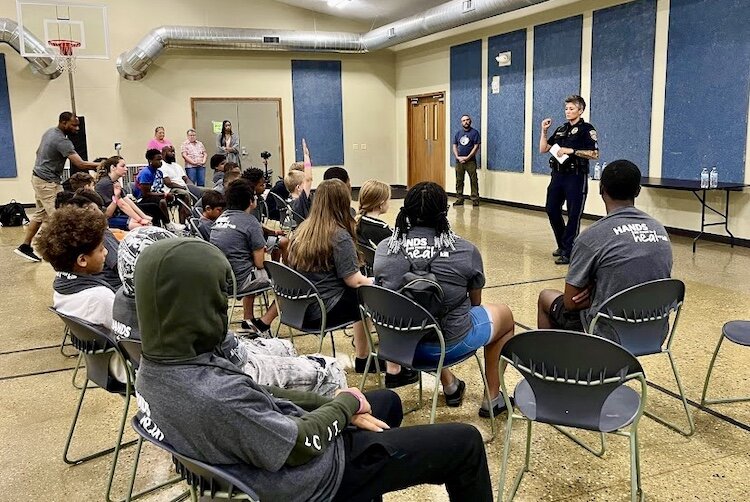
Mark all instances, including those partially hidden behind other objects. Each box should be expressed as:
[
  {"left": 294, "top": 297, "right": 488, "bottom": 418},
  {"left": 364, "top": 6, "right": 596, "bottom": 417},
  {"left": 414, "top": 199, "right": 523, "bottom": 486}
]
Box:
[
  {"left": 241, "top": 167, "right": 288, "bottom": 262},
  {"left": 135, "top": 149, "right": 182, "bottom": 233},
  {"left": 114, "top": 227, "right": 346, "bottom": 396},
  {"left": 267, "top": 161, "right": 303, "bottom": 220},
  {"left": 537, "top": 160, "right": 673, "bottom": 337},
  {"left": 197, "top": 189, "right": 225, "bottom": 240},
  {"left": 133, "top": 237, "right": 493, "bottom": 502},
  {"left": 67, "top": 171, "right": 95, "bottom": 192},
  {"left": 210, "top": 179, "right": 279, "bottom": 334},
  {"left": 37, "top": 206, "right": 127, "bottom": 382}
]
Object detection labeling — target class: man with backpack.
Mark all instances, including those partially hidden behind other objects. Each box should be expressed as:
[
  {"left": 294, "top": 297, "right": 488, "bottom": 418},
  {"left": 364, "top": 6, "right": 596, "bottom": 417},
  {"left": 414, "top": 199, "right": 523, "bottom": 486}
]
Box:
[
  {"left": 374, "top": 182, "right": 516, "bottom": 418},
  {"left": 15, "top": 112, "right": 99, "bottom": 262}
]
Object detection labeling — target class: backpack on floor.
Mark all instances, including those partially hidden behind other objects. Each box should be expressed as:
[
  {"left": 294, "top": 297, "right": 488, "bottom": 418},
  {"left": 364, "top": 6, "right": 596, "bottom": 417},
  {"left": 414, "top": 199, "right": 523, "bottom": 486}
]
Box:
[{"left": 0, "top": 200, "right": 29, "bottom": 227}]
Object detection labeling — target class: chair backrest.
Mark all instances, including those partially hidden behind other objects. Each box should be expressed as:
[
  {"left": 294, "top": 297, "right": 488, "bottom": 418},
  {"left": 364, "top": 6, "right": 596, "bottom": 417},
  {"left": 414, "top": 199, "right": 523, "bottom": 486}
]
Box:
[
  {"left": 358, "top": 284, "right": 441, "bottom": 368},
  {"left": 264, "top": 260, "right": 323, "bottom": 330},
  {"left": 49, "top": 308, "right": 124, "bottom": 391},
  {"left": 118, "top": 338, "right": 143, "bottom": 371},
  {"left": 356, "top": 241, "right": 377, "bottom": 277},
  {"left": 188, "top": 217, "right": 208, "bottom": 240},
  {"left": 130, "top": 417, "right": 259, "bottom": 501},
  {"left": 502, "top": 330, "right": 644, "bottom": 432},
  {"left": 267, "top": 191, "right": 298, "bottom": 231},
  {"left": 589, "top": 278, "right": 684, "bottom": 357}
]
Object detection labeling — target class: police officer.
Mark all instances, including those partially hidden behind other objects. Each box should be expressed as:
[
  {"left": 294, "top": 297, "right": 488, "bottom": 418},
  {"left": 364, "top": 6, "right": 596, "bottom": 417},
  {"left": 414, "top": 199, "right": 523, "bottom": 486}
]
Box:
[{"left": 539, "top": 95, "right": 599, "bottom": 264}]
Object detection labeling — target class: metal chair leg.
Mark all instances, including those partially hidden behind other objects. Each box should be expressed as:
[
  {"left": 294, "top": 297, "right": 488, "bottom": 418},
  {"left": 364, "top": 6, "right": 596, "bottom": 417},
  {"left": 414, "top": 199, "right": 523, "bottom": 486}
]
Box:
[
  {"left": 71, "top": 352, "right": 86, "bottom": 390},
  {"left": 629, "top": 429, "right": 645, "bottom": 502},
  {"left": 498, "top": 415, "right": 531, "bottom": 501},
  {"left": 550, "top": 425, "right": 606, "bottom": 457},
  {"left": 124, "top": 436, "right": 184, "bottom": 502},
  {"left": 106, "top": 391, "right": 134, "bottom": 502},
  {"left": 644, "top": 350, "right": 695, "bottom": 436},
  {"left": 474, "top": 352, "right": 496, "bottom": 443},
  {"left": 701, "top": 334, "right": 750, "bottom": 405},
  {"left": 60, "top": 326, "right": 78, "bottom": 358}
]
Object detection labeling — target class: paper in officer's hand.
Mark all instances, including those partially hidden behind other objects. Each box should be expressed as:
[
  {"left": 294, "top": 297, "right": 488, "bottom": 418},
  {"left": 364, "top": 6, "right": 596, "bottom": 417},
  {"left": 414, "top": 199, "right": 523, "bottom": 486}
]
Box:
[{"left": 549, "top": 144, "right": 569, "bottom": 165}]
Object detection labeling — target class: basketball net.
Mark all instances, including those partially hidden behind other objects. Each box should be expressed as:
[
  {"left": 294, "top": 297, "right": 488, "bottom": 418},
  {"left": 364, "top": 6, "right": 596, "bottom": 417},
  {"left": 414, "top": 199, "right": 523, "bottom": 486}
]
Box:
[{"left": 48, "top": 39, "right": 80, "bottom": 114}]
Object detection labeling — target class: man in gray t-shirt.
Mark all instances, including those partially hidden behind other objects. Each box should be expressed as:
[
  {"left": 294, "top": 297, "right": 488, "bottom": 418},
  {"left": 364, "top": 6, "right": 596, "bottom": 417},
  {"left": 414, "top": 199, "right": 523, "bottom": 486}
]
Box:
[
  {"left": 14, "top": 112, "right": 98, "bottom": 263},
  {"left": 538, "top": 160, "right": 672, "bottom": 334}
]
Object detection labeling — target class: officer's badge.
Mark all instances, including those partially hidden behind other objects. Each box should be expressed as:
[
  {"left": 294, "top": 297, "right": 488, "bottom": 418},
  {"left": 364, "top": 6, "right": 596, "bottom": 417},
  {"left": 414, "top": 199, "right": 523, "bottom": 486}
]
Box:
[
  {"left": 590, "top": 130, "right": 598, "bottom": 141},
  {"left": 570, "top": 127, "right": 578, "bottom": 135}
]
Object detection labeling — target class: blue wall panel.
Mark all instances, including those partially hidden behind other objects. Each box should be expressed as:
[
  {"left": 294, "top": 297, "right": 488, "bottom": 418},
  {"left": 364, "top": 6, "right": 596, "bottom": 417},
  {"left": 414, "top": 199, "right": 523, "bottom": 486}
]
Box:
[
  {"left": 487, "top": 29, "right": 526, "bottom": 172},
  {"left": 532, "top": 16, "right": 582, "bottom": 174},
  {"left": 590, "top": 0, "right": 656, "bottom": 175},
  {"left": 291, "top": 60, "right": 344, "bottom": 166},
  {"left": 450, "top": 40, "right": 482, "bottom": 167},
  {"left": 662, "top": 0, "right": 750, "bottom": 182},
  {"left": 0, "top": 55, "right": 17, "bottom": 178}
]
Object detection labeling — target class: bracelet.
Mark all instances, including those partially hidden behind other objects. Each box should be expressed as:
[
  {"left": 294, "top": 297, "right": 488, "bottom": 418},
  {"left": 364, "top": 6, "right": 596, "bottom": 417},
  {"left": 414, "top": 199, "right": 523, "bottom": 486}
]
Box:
[{"left": 339, "top": 389, "right": 367, "bottom": 414}]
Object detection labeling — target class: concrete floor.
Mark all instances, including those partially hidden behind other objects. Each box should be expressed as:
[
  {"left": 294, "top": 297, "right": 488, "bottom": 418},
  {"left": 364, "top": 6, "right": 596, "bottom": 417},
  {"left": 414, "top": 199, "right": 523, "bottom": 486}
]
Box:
[{"left": 1, "top": 199, "right": 749, "bottom": 501}]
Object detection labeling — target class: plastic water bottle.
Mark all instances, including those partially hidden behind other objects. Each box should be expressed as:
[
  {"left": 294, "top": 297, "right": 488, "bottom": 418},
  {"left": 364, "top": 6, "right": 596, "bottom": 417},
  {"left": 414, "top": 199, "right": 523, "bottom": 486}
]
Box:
[
  {"left": 601, "top": 161, "right": 608, "bottom": 176},
  {"left": 709, "top": 166, "right": 718, "bottom": 188},
  {"left": 593, "top": 162, "right": 601, "bottom": 180},
  {"left": 700, "top": 168, "right": 709, "bottom": 188}
]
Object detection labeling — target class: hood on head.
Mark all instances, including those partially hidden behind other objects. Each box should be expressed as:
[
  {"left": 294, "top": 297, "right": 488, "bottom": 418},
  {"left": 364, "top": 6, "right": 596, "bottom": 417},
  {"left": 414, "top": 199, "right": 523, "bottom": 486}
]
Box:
[
  {"left": 135, "top": 238, "right": 232, "bottom": 363},
  {"left": 118, "top": 226, "right": 177, "bottom": 297}
]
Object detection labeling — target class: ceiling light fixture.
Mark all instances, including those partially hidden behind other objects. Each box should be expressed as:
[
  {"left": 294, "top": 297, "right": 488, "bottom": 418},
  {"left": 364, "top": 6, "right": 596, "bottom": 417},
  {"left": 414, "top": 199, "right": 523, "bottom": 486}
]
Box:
[{"left": 327, "top": 0, "right": 350, "bottom": 8}]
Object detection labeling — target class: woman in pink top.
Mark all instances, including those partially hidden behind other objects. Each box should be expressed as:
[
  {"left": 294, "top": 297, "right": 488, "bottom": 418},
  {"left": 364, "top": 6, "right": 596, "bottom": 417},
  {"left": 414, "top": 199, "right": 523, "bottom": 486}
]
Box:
[
  {"left": 181, "top": 128, "right": 208, "bottom": 186},
  {"left": 147, "top": 126, "right": 173, "bottom": 151}
]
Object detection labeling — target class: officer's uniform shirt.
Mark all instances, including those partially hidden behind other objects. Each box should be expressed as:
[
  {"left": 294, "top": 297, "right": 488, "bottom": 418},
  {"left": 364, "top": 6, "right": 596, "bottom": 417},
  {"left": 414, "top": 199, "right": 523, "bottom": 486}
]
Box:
[{"left": 547, "top": 118, "right": 598, "bottom": 170}]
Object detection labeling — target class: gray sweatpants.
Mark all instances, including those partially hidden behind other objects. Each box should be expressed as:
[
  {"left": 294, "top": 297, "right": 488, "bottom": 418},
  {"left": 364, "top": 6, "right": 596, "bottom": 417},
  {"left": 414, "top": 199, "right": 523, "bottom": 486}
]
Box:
[{"left": 238, "top": 336, "right": 347, "bottom": 397}]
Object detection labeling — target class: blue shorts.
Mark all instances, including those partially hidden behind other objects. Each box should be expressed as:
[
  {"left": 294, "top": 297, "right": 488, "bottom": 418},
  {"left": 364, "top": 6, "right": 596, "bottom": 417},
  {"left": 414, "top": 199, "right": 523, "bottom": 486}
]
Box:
[{"left": 413, "top": 305, "right": 493, "bottom": 366}]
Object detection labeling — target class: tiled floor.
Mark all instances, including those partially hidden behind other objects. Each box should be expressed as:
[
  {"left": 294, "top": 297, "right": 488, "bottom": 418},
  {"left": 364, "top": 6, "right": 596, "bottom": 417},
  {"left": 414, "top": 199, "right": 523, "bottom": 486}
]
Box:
[{"left": 1, "top": 198, "right": 749, "bottom": 501}]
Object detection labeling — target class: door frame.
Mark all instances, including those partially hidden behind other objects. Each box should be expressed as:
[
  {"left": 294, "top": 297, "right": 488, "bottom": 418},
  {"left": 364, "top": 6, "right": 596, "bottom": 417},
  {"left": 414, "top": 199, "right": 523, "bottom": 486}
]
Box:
[
  {"left": 190, "top": 97, "right": 286, "bottom": 175},
  {"left": 406, "top": 91, "right": 446, "bottom": 188}
]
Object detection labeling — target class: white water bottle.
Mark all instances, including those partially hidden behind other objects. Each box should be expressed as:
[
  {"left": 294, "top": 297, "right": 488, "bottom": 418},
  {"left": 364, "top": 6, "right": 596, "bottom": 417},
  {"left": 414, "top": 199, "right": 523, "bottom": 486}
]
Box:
[
  {"left": 700, "top": 168, "right": 709, "bottom": 188},
  {"left": 593, "top": 162, "right": 601, "bottom": 180},
  {"left": 709, "top": 166, "right": 718, "bottom": 188}
]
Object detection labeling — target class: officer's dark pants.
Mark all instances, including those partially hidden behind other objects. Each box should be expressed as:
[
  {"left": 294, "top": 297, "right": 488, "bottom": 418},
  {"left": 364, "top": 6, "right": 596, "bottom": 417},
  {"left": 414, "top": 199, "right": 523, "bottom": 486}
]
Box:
[
  {"left": 455, "top": 159, "right": 479, "bottom": 202},
  {"left": 545, "top": 170, "right": 588, "bottom": 257},
  {"left": 333, "top": 389, "right": 493, "bottom": 502}
]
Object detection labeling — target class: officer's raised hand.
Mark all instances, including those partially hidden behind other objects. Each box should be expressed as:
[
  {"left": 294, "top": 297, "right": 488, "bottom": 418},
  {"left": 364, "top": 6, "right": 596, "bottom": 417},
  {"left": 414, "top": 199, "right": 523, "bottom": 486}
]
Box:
[{"left": 541, "top": 118, "right": 552, "bottom": 131}]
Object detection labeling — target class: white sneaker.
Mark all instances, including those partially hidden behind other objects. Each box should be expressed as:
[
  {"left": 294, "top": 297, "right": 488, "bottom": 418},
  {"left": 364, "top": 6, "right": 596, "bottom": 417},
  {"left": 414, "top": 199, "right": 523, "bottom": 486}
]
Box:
[{"left": 166, "top": 222, "right": 185, "bottom": 233}]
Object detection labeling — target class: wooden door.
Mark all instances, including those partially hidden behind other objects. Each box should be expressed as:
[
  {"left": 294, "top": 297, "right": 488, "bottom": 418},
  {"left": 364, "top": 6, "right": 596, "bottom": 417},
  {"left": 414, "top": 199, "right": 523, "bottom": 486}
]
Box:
[{"left": 407, "top": 93, "right": 445, "bottom": 188}]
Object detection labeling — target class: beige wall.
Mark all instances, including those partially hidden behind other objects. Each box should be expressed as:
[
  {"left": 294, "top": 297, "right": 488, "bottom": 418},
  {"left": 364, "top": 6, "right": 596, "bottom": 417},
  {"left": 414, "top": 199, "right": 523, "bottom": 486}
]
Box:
[
  {"left": 0, "top": 0, "right": 397, "bottom": 203},
  {"left": 394, "top": 0, "right": 750, "bottom": 241}
]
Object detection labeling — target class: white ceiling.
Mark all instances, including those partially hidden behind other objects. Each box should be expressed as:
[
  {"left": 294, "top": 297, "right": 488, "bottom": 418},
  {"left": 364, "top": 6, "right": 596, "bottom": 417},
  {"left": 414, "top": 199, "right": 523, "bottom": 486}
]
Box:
[{"left": 273, "top": 0, "right": 451, "bottom": 27}]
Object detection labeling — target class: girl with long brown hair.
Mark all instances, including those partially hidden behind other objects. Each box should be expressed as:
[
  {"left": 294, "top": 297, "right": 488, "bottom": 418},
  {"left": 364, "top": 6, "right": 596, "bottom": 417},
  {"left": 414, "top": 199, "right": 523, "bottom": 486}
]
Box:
[{"left": 288, "top": 179, "right": 418, "bottom": 387}]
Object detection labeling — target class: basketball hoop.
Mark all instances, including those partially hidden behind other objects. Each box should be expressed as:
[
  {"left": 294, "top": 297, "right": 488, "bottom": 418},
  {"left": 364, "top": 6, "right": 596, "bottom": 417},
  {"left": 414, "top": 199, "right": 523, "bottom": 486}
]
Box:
[{"left": 48, "top": 39, "right": 81, "bottom": 73}]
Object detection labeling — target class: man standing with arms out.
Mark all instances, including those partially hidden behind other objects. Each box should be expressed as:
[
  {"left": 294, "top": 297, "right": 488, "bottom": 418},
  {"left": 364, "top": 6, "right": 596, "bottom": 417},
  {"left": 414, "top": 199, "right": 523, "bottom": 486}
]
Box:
[
  {"left": 540, "top": 95, "right": 599, "bottom": 264},
  {"left": 537, "top": 160, "right": 672, "bottom": 335},
  {"left": 15, "top": 112, "right": 98, "bottom": 262},
  {"left": 452, "top": 114, "right": 481, "bottom": 207}
]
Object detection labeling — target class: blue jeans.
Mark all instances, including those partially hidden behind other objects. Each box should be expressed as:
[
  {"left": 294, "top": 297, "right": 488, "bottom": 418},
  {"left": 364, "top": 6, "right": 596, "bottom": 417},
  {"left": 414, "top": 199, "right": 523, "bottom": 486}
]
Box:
[
  {"left": 185, "top": 166, "right": 205, "bottom": 187},
  {"left": 414, "top": 305, "right": 494, "bottom": 366}
]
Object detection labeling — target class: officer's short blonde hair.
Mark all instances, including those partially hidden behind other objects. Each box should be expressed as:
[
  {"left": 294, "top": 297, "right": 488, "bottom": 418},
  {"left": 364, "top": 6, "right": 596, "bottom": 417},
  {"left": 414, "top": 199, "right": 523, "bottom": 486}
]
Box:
[{"left": 565, "top": 95, "right": 586, "bottom": 112}]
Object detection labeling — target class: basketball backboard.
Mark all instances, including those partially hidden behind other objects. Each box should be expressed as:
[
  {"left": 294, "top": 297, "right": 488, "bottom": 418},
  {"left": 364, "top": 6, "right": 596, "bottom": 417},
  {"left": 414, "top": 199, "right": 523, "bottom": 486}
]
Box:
[{"left": 16, "top": 1, "right": 109, "bottom": 59}]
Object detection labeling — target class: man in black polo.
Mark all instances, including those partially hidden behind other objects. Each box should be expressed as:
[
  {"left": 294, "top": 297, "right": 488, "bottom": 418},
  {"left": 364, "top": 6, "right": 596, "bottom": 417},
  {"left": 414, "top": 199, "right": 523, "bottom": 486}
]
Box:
[
  {"left": 539, "top": 95, "right": 599, "bottom": 264},
  {"left": 15, "top": 111, "right": 98, "bottom": 262},
  {"left": 452, "top": 114, "right": 481, "bottom": 207}
]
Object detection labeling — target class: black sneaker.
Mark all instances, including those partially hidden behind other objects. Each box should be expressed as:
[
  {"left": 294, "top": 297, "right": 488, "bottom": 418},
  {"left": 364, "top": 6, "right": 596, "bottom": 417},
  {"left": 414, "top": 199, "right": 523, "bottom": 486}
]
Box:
[
  {"left": 355, "top": 356, "right": 386, "bottom": 374},
  {"left": 444, "top": 379, "right": 466, "bottom": 407},
  {"left": 552, "top": 248, "right": 563, "bottom": 257},
  {"left": 14, "top": 244, "right": 41, "bottom": 262},
  {"left": 555, "top": 255, "right": 571, "bottom": 265},
  {"left": 478, "top": 395, "right": 515, "bottom": 418},
  {"left": 472, "top": 199, "right": 480, "bottom": 207},
  {"left": 453, "top": 199, "right": 464, "bottom": 206},
  {"left": 385, "top": 368, "right": 420, "bottom": 388}
]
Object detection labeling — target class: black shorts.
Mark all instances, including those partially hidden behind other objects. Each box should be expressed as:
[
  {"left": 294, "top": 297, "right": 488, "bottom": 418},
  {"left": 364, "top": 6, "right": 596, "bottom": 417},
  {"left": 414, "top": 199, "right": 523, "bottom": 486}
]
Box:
[
  {"left": 549, "top": 295, "right": 584, "bottom": 332},
  {"left": 303, "top": 287, "right": 360, "bottom": 329}
]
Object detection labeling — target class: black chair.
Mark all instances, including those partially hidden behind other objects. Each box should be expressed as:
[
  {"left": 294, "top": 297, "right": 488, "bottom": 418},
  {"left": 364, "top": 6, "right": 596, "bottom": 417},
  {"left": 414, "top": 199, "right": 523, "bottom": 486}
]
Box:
[
  {"left": 50, "top": 309, "right": 138, "bottom": 502},
  {"left": 266, "top": 191, "right": 300, "bottom": 232},
  {"left": 701, "top": 320, "right": 750, "bottom": 407},
  {"left": 227, "top": 267, "right": 272, "bottom": 326},
  {"left": 187, "top": 217, "right": 206, "bottom": 240},
  {"left": 356, "top": 240, "right": 377, "bottom": 277},
  {"left": 588, "top": 278, "right": 694, "bottom": 437},
  {"left": 497, "top": 330, "right": 646, "bottom": 502},
  {"left": 357, "top": 284, "right": 495, "bottom": 437},
  {"left": 264, "top": 260, "right": 352, "bottom": 356},
  {"left": 129, "top": 417, "right": 260, "bottom": 501}
]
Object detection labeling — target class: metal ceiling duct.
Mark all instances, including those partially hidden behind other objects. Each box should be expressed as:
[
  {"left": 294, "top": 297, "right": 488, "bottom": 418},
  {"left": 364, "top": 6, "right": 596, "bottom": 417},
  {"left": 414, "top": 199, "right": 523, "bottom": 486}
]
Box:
[
  {"left": 118, "top": 0, "right": 549, "bottom": 80},
  {"left": 0, "top": 18, "right": 61, "bottom": 79}
]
